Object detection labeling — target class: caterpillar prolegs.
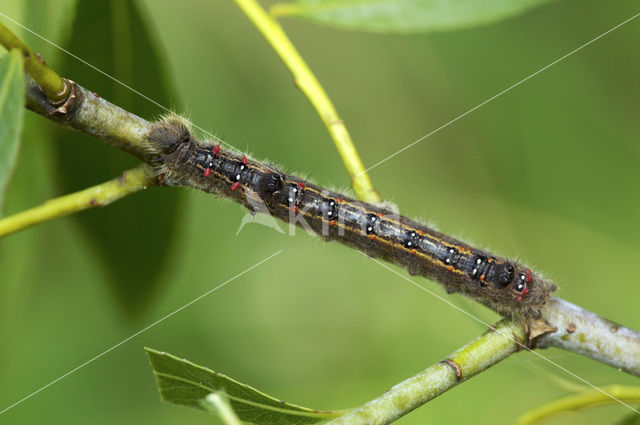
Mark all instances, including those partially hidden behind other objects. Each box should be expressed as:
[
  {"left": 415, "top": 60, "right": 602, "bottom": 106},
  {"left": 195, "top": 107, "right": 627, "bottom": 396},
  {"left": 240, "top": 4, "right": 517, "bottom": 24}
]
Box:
[{"left": 148, "top": 117, "right": 556, "bottom": 318}]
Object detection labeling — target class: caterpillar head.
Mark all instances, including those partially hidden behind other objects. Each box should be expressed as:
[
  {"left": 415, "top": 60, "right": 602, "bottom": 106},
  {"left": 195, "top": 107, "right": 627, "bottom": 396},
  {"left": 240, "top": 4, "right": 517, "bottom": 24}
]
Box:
[
  {"left": 492, "top": 263, "right": 556, "bottom": 318},
  {"left": 147, "top": 116, "right": 191, "bottom": 154}
]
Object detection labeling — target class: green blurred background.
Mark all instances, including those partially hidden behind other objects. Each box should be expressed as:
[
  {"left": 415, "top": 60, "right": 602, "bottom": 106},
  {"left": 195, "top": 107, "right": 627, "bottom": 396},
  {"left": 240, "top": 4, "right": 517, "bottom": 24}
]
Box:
[{"left": 1, "top": 0, "right": 639, "bottom": 424}]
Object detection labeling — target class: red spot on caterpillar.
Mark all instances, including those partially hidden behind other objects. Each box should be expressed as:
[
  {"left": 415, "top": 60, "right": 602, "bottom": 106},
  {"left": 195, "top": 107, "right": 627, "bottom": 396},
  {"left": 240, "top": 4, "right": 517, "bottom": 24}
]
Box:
[
  {"left": 231, "top": 182, "right": 240, "bottom": 191},
  {"left": 329, "top": 220, "right": 336, "bottom": 226},
  {"left": 418, "top": 230, "right": 424, "bottom": 236},
  {"left": 517, "top": 296, "right": 523, "bottom": 303},
  {"left": 368, "top": 235, "right": 375, "bottom": 240},
  {"left": 487, "top": 258, "right": 493, "bottom": 263},
  {"left": 522, "top": 286, "right": 530, "bottom": 295},
  {"left": 242, "top": 155, "right": 248, "bottom": 165},
  {"left": 480, "top": 275, "right": 485, "bottom": 282},
  {"left": 336, "top": 198, "right": 343, "bottom": 203},
  {"left": 525, "top": 269, "right": 533, "bottom": 283},
  {"left": 203, "top": 168, "right": 211, "bottom": 178},
  {"left": 297, "top": 182, "right": 306, "bottom": 189},
  {"left": 293, "top": 206, "right": 300, "bottom": 213},
  {"left": 213, "top": 145, "right": 220, "bottom": 155},
  {"left": 447, "top": 266, "right": 454, "bottom": 272}
]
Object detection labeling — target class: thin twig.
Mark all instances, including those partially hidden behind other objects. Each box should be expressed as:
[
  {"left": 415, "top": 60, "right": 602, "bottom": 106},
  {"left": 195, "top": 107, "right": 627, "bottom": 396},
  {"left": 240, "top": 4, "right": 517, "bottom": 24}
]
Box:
[
  {"left": 517, "top": 385, "right": 640, "bottom": 425},
  {"left": 326, "top": 319, "right": 527, "bottom": 425},
  {"left": 232, "top": 0, "right": 381, "bottom": 204},
  {"left": 0, "top": 21, "right": 68, "bottom": 102},
  {"left": 0, "top": 165, "right": 156, "bottom": 238}
]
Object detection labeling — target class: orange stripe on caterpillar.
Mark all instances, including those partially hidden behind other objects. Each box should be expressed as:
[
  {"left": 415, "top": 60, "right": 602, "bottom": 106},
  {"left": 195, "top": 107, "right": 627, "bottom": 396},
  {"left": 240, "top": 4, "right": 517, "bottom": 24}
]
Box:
[{"left": 147, "top": 118, "right": 557, "bottom": 318}]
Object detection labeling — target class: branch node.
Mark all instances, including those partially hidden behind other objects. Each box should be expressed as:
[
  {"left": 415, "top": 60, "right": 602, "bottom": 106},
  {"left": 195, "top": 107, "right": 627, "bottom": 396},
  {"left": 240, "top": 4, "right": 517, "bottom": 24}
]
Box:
[
  {"left": 50, "top": 79, "right": 76, "bottom": 112},
  {"left": 514, "top": 335, "right": 524, "bottom": 352},
  {"left": 440, "top": 359, "right": 462, "bottom": 380},
  {"left": 527, "top": 318, "right": 557, "bottom": 349},
  {"left": 35, "top": 52, "right": 46, "bottom": 65}
]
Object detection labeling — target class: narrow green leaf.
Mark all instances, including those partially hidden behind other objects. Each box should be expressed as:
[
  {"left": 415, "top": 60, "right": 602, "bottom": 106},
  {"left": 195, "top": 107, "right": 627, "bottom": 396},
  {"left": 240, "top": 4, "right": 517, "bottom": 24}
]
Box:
[
  {"left": 271, "top": 0, "right": 555, "bottom": 33},
  {"left": 53, "top": 0, "right": 182, "bottom": 314},
  {"left": 0, "top": 49, "right": 24, "bottom": 213},
  {"left": 146, "top": 348, "right": 344, "bottom": 424}
]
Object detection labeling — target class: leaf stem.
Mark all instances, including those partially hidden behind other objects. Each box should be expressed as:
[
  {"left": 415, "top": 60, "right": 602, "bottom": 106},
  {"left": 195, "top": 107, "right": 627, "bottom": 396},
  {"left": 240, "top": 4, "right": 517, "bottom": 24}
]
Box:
[
  {"left": 0, "top": 21, "right": 69, "bottom": 102},
  {"left": 201, "top": 391, "right": 243, "bottom": 425},
  {"left": 517, "top": 385, "right": 640, "bottom": 425},
  {"left": 232, "top": 0, "right": 381, "bottom": 204},
  {"left": 0, "top": 165, "right": 155, "bottom": 238},
  {"left": 325, "top": 319, "right": 527, "bottom": 425}
]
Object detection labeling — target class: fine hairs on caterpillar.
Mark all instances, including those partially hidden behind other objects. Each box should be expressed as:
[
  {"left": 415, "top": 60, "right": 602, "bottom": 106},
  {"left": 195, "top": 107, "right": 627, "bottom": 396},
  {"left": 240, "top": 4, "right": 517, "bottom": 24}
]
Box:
[{"left": 148, "top": 116, "right": 557, "bottom": 318}]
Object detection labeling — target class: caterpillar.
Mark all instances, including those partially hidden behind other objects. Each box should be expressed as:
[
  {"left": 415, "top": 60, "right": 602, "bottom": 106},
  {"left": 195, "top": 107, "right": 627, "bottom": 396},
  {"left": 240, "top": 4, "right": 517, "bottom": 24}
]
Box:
[{"left": 148, "top": 117, "right": 556, "bottom": 318}]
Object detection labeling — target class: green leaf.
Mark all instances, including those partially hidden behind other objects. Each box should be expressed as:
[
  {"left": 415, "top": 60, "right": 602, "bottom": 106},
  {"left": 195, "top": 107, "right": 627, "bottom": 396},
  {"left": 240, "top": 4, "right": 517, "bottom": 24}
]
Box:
[
  {"left": 616, "top": 412, "right": 640, "bottom": 425},
  {"left": 0, "top": 49, "right": 25, "bottom": 213},
  {"left": 146, "top": 348, "right": 344, "bottom": 424},
  {"left": 271, "top": 0, "right": 555, "bottom": 33},
  {"left": 53, "top": 0, "right": 182, "bottom": 314}
]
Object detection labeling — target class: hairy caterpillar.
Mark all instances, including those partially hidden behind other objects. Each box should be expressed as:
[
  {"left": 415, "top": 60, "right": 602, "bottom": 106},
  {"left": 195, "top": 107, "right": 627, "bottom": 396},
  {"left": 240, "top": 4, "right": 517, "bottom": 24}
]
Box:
[{"left": 148, "top": 117, "right": 556, "bottom": 318}]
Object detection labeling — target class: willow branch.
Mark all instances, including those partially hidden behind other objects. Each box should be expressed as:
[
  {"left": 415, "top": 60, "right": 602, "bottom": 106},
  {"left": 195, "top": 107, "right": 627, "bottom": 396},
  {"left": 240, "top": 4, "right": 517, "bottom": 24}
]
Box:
[
  {"left": 326, "top": 319, "right": 527, "bottom": 425},
  {"left": 19, "top": 73, "right": 640, "bottom": 377},
  {"left": 24, "top": 74, "right": 154, "bottom": 161},
  {"left": 538, "top": 297, "right": 640, "bottom": 376},
  {"left": 0, "top": 21, "right": 69, "bottom": 102},
  {"left": 0, "top": 165, "right": 156, "bottom": 238},
  {"left": 0, "top": 74, "right": 158, "bottom": 236},
  {"left": 324, "top": 300, "right": 640, "bottom": 425},
  {"left": 232, "top": 0, "right": 381, "bottom": 204}
]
